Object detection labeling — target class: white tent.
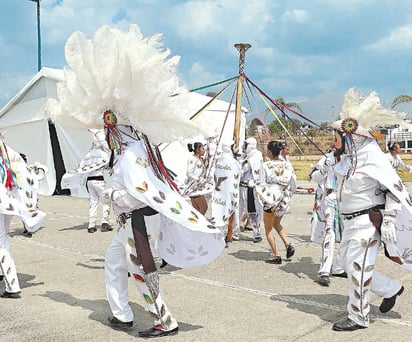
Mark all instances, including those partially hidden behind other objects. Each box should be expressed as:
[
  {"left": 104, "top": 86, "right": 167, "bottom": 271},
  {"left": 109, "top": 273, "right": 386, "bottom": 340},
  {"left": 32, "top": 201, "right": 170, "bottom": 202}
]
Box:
[
  {"left": 0, "top": 67, "right": 91, "bottom": 197},
  {"left": 0, "top": 67, "right": 247, "bottom": 195}
]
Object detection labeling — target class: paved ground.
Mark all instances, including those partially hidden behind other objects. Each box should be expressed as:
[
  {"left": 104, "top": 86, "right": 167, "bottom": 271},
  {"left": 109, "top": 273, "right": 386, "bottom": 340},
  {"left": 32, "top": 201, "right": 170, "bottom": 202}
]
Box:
[{"left": 1, "top": 181, "right": 412, "bottom": 341}]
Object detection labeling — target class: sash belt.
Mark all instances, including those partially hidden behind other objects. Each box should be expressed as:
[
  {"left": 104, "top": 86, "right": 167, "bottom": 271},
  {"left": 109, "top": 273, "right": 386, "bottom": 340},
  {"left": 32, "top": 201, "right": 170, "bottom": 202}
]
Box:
[
  {"left": 342, "top": 204, "right": 385, "bottom": 220},
  {"left": 87, "top": 176, "right": 104, "bottom": 181}
]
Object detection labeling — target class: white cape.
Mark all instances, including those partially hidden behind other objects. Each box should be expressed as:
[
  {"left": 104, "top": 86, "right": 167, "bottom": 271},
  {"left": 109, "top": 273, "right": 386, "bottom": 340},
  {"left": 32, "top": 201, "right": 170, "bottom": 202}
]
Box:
[{"left": 113, "top": 140, "right": 225, "bottom": 269}]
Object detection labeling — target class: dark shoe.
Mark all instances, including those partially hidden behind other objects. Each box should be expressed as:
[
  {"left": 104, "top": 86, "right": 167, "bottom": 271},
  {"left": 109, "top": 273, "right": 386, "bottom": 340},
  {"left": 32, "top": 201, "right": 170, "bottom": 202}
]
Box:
[
  {"left": 253, "top": 237, "right": 262, "bottom": 243},
  {"left": 87, "top": 227, "right": 97, "bottom": 233},
  {"left": 107, "top": 316, "right": 133, "bottom": 330},
  {"left": 331, "top": 272, "right": 348, "bottom": 278},
  {"left": 0, "top": 291, "right": 21, "bottom": 299},
  {"left": 379, "top": 286, "right": 404, "bottom": 313},
  {"left": 0, "top": 275, "right": 4, "bottom": 281},
  {"left": 22, "top": 229, "right": 33, "bottom": 238},
  {"left": 286, "top": 244, "right": 295, "bottom": 259},
  {"left": 318, "top": 275, "right": 330, "bottom": 287},
  {"left": 265, "top": 256, "right": 282, "bottom": 265},
  {"left": 160, "top": 259, "right": 168, "bottom": 268},
  {"left": 138, "top": 326, "right": 179, "bottom": 338},
  {"left": 332, "top": 317, "right": 366, "bottom": 331},
  {"left": 101, "top": 223, "right": 113, "bottom": 232}
]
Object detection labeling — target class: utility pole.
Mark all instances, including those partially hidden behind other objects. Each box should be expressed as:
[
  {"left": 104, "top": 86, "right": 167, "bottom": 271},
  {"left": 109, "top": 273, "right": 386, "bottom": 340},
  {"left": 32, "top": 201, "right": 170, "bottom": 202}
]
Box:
[
  {"left": 233, "top": 43, "right": 251, "bottom": 146},
  {"left": 29, "top": 0, "right": 42, "bottom": 71}
]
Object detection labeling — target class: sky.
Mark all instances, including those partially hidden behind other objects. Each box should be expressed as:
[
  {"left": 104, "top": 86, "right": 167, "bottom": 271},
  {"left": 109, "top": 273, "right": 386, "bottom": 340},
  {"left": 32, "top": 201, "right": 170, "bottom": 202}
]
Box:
[{"left": 1, "top": 0, "right": 412, "bottom": 124}]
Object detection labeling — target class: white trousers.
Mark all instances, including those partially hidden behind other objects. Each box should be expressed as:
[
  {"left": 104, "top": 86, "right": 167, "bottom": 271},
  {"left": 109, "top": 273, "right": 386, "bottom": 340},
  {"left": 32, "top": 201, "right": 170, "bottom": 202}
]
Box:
[
  {"left": 104, "top": 220, "right": 177, "bottom": 330},
  {"left": 0, "top": 214, "right": 21, "bottom": 293},
  {"left": 339, "top": 214, "right": 402, "bottom": 327},
  {"left": 238, "top": 186, "right": 261, "bottom": 239},
  {"left": 87, "top": 180, "right": 110, "bottom": 229},
  {"left": 318, "top": 204, "right": 344, "bottom": 275}
]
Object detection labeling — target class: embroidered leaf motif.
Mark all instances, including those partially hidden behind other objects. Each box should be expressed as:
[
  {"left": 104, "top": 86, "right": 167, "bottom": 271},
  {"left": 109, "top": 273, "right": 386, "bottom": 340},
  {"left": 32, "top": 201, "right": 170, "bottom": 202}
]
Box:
[
  {"left": 164, "top": 315, "right": 172, "bottom": 328},
  {"left": 135, "top": 181, "right": 148, "bottom": 193},
  {"left": 143, "top": 294, "right": 153, "bottom": 304},
  {"left": 149, "top": 311, "right": 158, "bottom": 321},
  {"left": 161, "top": 305, "right": 166, "bottom": 317},
  {"left": 1, "top": 255, "right": 5, "bottom": 263},
  {"left": 133, "top": 273, "right": 145, "bottom": 283},
  {"left": 187, "top": 249, "right": 197, "bottom": 255},
  {"left": 351, "top": 275, "right": 360, "bottom": 287},
  {"left": 170, "top": 207, "right": 181, "bottom": 214},
  {"left": 354, "top": 289, "right": 361, "bottom": 300},
  {"left": 324, "top": 242, "right": 330, "bottom": 249},
  {"left": 351, "top": 304, "right": 360, "bottom": 313},
  {"left": 159, "top": 191, "right": 166, "bottom": 200},
  {"left": 363, "top": 278, "right": 372, "bottom": 287},
  {"left": 369, "top": 240, "right": 378, "bottom": 247},
  {"left": 198, "top": 246, "right": 203, "bottom": 253},
  {"left": 127, "top": 238, "right": 135, "bottom": 249},
  {"left": 188, "top": 217, "right": 198, "bottom": 224},
  {"left": 353, "top": 262, "right": 362, "bottom": 272},
  {"left": 200, "top": 251, "right": 208, "bottom": 256},
  {"left": 153, "top": 196, "right": 163, "bottom": 203},
  {"left": 364, "top": 265, "right": 374, "bottom": 272},
  {"left": 175, "top": 201, "right": 183, "bottom": 210},
  {"left": 190, "top": 211, "right": 198, "bottom": 219}
]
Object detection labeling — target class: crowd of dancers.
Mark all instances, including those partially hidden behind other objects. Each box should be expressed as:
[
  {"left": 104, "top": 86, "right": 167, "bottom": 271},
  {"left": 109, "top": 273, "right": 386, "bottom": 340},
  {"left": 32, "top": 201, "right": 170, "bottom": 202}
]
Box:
[{"left": 2, "top": 23, "right": 412, "bottom": 337}]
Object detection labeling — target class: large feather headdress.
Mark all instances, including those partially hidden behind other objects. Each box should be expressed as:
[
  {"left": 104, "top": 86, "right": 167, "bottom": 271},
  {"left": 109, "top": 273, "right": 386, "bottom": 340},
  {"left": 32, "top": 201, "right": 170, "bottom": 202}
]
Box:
[
  {"left": 330, "top": 88, "right": 406, "bottom": 138},
  {"left": 46, "top": 24, "right": 206, "bottom": 144}
]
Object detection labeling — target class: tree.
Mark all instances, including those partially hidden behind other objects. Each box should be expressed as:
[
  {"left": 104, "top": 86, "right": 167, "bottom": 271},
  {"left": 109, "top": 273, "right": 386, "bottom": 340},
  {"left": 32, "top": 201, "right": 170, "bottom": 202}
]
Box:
[{"left": 391, "top": 94, "right": 412, "bottom": 108}]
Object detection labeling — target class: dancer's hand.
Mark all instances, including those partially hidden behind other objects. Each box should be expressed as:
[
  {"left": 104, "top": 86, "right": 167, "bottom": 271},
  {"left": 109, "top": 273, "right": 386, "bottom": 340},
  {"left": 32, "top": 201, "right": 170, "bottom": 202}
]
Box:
[{"left": 381, "top": 215, "right": 397, "bottom": 244}]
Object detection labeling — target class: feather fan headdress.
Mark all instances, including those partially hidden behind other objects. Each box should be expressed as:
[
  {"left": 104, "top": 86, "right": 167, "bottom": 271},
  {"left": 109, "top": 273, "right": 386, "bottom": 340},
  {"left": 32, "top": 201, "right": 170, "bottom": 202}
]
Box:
[
  {"left": 330, "top": 87, "right": 406, "bottom": 139},
  {"left": 46, "top": 24, "right": 206, "bottom": 144}
]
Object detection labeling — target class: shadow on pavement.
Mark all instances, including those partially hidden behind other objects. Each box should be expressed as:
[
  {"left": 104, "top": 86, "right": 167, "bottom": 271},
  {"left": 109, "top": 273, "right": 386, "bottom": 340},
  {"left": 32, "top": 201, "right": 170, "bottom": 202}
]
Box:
[{"left": 59, "top": 223, "right": 88, "bottom": 232}]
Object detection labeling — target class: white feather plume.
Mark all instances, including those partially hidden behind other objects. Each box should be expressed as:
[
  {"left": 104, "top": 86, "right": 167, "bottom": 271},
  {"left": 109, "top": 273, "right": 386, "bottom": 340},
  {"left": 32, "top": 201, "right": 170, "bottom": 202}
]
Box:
[
  {"left": 331, "top": 87, "right": 407, "bottom": 137},
  {"left": 46, "top": 24, "right": 206, "bottom": 144},
  {"left": 341, "top": 88, "right": 406, "bottom": 128}
]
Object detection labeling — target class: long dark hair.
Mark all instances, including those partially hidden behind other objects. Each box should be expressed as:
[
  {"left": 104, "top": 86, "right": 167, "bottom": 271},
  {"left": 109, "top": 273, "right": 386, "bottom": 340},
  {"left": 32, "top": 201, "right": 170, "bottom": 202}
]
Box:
[
  {"left": 187, "top": 142, "right": 203, "bottom": 153},
  {"left": 267, "top": 141, "right": 283, "bottom": 157}
]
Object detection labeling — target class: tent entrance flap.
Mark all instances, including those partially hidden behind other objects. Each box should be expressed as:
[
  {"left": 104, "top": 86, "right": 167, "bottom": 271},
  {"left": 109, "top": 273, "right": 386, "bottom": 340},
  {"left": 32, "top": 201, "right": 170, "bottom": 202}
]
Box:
[{"left": 48, "top": 120, "right": 70, "bottom": 195}]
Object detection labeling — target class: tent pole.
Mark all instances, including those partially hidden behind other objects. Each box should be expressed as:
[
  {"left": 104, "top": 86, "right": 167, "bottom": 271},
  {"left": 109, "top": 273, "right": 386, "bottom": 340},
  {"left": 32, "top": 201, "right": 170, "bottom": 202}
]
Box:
[{"left": 233, "top": 43, "right": 251, "bottom": 146}]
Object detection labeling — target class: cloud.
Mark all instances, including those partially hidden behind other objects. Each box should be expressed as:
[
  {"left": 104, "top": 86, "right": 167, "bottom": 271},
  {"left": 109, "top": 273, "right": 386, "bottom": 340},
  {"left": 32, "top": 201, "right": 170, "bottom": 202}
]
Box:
[{"left": 366, "top": 24, "right": 412, "bottom": 52}]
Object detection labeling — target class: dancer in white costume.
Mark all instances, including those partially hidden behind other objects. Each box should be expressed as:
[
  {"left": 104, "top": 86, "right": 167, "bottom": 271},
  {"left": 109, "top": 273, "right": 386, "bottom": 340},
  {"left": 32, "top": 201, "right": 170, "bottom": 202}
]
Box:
[
  {"left": 386, "top": 141, "right": 412, "bottom": 172},
  {"left": 256, "top": 141, "right": 295, "bottom": 264},
  {"left": 0, "top": 137, "right": 46, "bottom": 298},
  {"left": 181, "top": 142, "right": 209, "bottom": 215},
  {"left": 329, "top": 88, "right": 412, "bottom": 331},
  {"left": 237, "top": 137, "right": 264, "bottom": 243},
  {"left": 61, "top": 129, "right": 112, "bottom": 233},
  {"left": 309, "top": 148, "right": 345, "bottom": 286},
  {"left": 46, "top": 24, "right": 225, "bottom": 338},
  {"left": 210, "top": 140, "right": 241, "bottom": 244}
]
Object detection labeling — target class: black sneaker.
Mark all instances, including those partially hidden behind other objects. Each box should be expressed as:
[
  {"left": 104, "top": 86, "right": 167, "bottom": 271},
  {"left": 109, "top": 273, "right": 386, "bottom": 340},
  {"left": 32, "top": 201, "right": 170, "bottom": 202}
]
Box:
[
  {"left": 87, "top": 227, "right": 97, "bottom": 233},
  {"left": 286, "top": 244, "right": 295, "bottom": 259},
  {"left": 253, "top": 236, "right": 262, "bottom": 243},
  {"left": 332, "top": 317, "right": 366, "bottom": 331},
  {"left": 101, "top": 223, "right": 113, "bottom": 232},
  {"left": 138, "top": 326, "right": 178, "bottom": 338},
  {"left": 318, "top": 275, "right": 330, "bottom": 287},
  {"left": 107, "top": 316, "right": 133, "bottom": 330},
  {"left": 379, "top": 286, "right": 404, "bottom": 313},
  {"left": 0, "top": 291, "right": 21, "bottom": 299},
  {"left": 265, "top": 256, "right": 282, "bottom": 265}
]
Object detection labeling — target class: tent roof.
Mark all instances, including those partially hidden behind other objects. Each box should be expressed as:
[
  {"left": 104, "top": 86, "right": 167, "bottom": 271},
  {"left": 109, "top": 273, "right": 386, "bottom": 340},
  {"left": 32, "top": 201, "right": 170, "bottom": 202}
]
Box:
[{"left": 0, "top": 67, "right": 64, "bottom": 123}]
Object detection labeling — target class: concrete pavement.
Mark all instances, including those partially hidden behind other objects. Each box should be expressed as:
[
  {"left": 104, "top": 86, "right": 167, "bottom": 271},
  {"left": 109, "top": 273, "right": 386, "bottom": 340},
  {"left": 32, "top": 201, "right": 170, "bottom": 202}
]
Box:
[{"left": 0, "top": 181, "right": 411, "bottom": 341}]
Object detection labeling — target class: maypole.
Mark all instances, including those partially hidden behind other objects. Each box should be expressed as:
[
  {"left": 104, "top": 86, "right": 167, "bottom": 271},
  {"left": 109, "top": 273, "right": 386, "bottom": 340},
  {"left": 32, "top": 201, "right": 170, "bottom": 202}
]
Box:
[{"left": 233, "top": 43, "right": 251, "bottom": 146}]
